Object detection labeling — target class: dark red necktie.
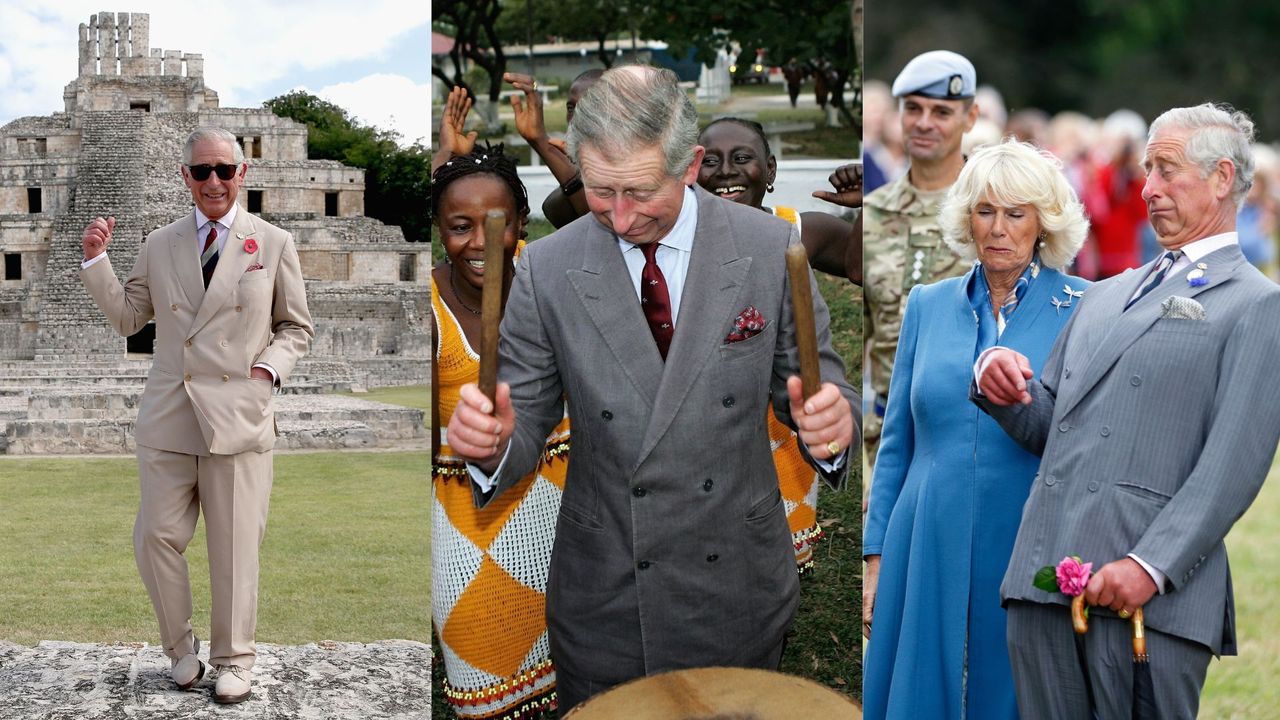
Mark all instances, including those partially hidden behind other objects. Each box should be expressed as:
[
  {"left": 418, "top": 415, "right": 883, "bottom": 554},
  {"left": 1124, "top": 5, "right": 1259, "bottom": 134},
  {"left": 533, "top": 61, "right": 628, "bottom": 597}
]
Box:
[
  {"left": 201, "top": 223, "right": 219, "bottom": 288},
  {"left": 640, "top": 242, "right": 673, "bottom": 360}
]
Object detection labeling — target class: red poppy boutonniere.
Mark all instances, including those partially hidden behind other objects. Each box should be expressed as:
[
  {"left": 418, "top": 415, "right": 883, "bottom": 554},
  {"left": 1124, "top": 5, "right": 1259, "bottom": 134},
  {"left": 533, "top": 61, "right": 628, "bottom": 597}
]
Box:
[{"left": 243, "top": 238, "right": 258, "bottom": 254}]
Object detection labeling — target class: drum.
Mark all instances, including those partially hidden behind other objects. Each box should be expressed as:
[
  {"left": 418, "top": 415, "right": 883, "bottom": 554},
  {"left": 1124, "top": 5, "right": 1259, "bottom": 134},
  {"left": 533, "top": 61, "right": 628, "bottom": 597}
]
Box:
[{"left": 563, "top": 667, "right": 860, "bottom": 720}]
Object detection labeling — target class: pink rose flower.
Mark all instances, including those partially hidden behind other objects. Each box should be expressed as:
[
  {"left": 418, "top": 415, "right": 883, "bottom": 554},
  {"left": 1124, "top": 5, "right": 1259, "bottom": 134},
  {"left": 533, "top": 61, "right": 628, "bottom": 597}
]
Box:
[{"left": 1056, "top": 556, "right": 1092, "bottom": 597}]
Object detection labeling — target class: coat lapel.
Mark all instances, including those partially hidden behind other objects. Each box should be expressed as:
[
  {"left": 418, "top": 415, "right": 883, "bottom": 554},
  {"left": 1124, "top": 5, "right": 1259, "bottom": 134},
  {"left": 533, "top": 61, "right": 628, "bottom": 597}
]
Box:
[
  {"left": 565, "top": 220, "right": 665, "bottom": 409},
  {"left": 187, "top": 211, "right": 258, "bottom": 339},
  {"left": 171, "top": 212, "right": 205, "bottom": 310},
  {"left": 1058, "top": 245, "right": 1244, "bottom": 418},
  {"left": 639, "top": 191, "right": 751, "bottom": 465}
]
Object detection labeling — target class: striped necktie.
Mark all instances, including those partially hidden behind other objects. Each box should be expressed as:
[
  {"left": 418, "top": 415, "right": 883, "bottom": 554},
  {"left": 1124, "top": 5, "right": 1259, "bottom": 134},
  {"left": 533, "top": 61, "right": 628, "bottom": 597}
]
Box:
[
  {"left": 1125, "top": 250, "right": 1181, "bottom": 311},
  {"left": 201, "top": 222, "right": 219, "bottom": 288}
]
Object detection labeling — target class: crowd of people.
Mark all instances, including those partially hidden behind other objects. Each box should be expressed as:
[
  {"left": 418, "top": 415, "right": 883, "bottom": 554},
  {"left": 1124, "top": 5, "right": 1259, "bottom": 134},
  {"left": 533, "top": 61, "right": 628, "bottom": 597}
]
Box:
[{"left": 863, "top": 75, "right": 1280, "bottom": 283}]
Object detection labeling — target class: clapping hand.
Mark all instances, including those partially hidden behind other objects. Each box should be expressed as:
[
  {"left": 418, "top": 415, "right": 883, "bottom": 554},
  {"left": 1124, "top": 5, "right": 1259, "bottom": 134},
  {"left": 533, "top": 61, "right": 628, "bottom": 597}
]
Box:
[
  {"left": 812, "top": 163, "right": 863, "bottom": 208},
  {"left": 82, "top": 216, "right": 115, "bottom": 260}
]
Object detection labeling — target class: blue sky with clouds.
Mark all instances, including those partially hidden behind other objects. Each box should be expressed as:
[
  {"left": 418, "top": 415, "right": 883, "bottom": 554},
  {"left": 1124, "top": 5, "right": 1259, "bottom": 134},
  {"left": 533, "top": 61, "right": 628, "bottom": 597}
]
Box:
[{"left": 0, "top": 1, "right": 431, "bottom": 145}]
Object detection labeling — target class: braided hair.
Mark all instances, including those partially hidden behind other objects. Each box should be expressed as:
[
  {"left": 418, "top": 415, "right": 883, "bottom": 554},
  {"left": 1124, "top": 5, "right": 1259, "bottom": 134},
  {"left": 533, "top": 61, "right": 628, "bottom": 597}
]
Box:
[
  {"left": 699, "top": 117, "right": 773, "bottom": 160},
  {"left": 430, "top": 144, "right": 530, "bottom": 222}
]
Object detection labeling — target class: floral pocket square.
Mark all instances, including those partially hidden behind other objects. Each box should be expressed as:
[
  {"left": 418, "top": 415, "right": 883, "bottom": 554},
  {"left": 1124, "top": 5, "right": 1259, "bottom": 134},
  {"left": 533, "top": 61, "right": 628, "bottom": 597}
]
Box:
[
  {"left": 725, "top": 305, "right": 766, "bottom": 343},
  {"left": 245, "top": 263, "right": 265, "bottom": 273},
  {"left": 1160, "top": 295, "right": 1206, "bottom": 320}
]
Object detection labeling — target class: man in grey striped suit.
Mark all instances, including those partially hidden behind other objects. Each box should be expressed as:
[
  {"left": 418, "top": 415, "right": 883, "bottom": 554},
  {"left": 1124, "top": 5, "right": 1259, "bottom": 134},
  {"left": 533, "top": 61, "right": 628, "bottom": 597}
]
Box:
[{"left": 977, "top": 103, "right": 1280, "bottom": 719}]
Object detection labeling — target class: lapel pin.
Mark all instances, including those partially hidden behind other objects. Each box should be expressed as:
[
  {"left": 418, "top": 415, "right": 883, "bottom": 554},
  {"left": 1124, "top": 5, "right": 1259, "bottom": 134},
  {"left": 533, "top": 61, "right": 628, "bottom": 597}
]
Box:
[{"left": 1187, "top": 263, "right": 1207, "bottom": 287}]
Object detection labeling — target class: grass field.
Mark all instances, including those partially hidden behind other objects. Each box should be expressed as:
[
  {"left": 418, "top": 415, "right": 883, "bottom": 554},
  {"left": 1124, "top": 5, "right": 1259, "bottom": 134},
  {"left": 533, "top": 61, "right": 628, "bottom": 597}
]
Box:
[
  {"left": 1200, "top": 455, "right": 1280, "bottom": 718},
  {"left": 339, "top": 384, "right": 430, "bottom": 414},
  {"left": 0, "top": 451, "right": 429, "bottom": 646}
]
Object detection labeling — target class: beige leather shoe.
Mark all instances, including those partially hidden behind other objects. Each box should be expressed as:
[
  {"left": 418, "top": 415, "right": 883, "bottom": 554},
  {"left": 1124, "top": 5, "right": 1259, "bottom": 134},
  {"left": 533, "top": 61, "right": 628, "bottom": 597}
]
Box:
[
  {"left": 213, "top": 664, "right": 252, "bottom": 704},
  {"left": 170, "top": 637, "right": 205, "bottom": 690}
]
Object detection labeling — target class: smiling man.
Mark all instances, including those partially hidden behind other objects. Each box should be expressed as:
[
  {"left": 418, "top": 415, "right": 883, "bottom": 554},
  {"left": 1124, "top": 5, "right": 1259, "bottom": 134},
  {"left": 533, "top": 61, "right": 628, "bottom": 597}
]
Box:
[
  {"left": 446, "top": 65, "right": 858, "bottom": 715},
  {"left": 80, "top": 126, "right": 312, "bottom": 705},
  {"left": 862, "top": 50, "right": 978, "bottom": 468}
]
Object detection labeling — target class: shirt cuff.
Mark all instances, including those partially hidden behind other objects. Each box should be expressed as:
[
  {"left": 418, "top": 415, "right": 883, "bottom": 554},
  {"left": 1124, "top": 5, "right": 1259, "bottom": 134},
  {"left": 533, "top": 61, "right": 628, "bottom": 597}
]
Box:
[
  {"left": 813, "top": 449, "right": 846, "bottom": 473},
  {"left": 466, "top": 446, "right": 511, "bottom": 494},
  {"left": 252, "top": 362, "right": 279, "bottom": 388},
  {"left": 972, "top": 345, "right": 1010, "bottom": 391},
  {"left": 81, "top": 253, "right": 108, "bottom": 269},
  {"left": 1128, "top": 553, "right": 1168, "bottom": 595}
]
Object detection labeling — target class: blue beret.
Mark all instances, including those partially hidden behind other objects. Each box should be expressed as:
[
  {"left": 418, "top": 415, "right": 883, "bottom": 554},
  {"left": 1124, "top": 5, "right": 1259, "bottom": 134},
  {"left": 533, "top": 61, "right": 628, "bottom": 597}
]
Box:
[{"left": 891, "top": 50, "right": 976, "bottom": 99}]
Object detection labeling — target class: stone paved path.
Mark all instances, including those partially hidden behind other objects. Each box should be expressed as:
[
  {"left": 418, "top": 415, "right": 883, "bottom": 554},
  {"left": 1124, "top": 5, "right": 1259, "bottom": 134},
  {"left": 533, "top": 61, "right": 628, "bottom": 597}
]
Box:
[{"left": 0, "top": 640, "right": 431, "bottom": 719}]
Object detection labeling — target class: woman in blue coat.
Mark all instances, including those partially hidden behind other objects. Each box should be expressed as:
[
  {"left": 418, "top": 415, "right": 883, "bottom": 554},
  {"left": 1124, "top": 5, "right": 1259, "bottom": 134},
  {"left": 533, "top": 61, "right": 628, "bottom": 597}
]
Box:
[{"left": 863, "top": 139, "right": 1091, "bottom": 720}]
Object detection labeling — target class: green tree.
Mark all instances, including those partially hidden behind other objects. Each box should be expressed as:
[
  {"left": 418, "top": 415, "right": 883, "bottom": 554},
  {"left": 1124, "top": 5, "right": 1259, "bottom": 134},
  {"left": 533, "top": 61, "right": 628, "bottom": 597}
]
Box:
[{"left": 264, "top": 91, "right": 431, "bottom": 242}]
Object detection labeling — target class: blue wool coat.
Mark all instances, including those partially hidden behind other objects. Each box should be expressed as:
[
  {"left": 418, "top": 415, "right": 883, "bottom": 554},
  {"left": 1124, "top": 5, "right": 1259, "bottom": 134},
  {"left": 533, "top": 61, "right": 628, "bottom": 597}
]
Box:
[{"left": 863, "top": 265, "right": 1089, "bottom": 720}]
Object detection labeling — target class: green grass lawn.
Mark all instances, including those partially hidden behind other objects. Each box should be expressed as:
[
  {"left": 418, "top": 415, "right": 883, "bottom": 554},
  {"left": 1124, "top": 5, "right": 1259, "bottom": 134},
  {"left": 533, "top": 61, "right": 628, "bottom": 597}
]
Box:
[
  {"left": 0, "top": 451, "right": 429, "bottom": 646},
  {"left": 340, "top": 384, "right": 430, "bottom": 414},
  {"left": 1200, "top": 454, "right": 1280, "bottom": 717}
]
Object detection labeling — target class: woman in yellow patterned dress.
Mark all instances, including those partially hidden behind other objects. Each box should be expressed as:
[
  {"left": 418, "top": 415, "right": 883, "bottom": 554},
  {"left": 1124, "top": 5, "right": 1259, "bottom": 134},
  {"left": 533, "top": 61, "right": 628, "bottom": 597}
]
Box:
[
  {"left": 432, "top": 146, "right": 569, "bottom": 719},
  {"left": 697, "top": 118, "right": 861, "bottom": 571}
]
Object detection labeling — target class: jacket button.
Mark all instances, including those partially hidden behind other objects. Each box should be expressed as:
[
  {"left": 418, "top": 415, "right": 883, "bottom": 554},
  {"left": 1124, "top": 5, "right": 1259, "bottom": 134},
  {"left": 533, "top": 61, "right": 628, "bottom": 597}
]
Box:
[
  {"left": 235, "top": 305, "right": 243, "bottom": 312},
  {"left": 170, "top": 304, "right": 178, "bottom": 311},
  {"left": 185, "top": 340, "right": 192, "bottom": 347},
  {"left": 632, "top": 486, "right": 647, "bottom": 498},
  {"left": 637, "top": 561, "right": 650, "bottom": 570},
  {"left": 1064, "top": 368, "right": 1071, "bottom": 378},
  {"left": 1130, "top": 375, "right": 1142, "bottom": 386},
  {"left": 706, "top": 554, "right": 719, "bottom": 563},
  {"left": 1058, "top": 422, "right": 1070, "bottom": 432},
  {"left": 722, "top": 395, "right": 735, "bottom": 408},
  {"left": 1045, "top": 474, "right": 1056, "bottom": 486},
  {"left": 183, "top": 374, "right": 191, "bottom": 382},
  {"left": 221, "top": 374, "right": 229, "bottom": 382},
  {"left": 1100, "top": 426, "right": 1111, "bottom": 437},
  {"left": 601, "top": 410, "right": 613, "bottom": 420},
  {"left": 702, "top": 479, "right": 714, "bottom": 492},
  {"left": 1087, "top": 481, "right": 1099, "bottom": 492}
]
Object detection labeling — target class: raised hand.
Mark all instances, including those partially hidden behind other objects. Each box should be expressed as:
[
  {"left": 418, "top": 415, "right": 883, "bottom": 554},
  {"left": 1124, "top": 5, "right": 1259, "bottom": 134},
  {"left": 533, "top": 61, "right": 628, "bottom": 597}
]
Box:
[
  {"left": 504, "top": 72, "right": 550, "bottom": 147},
  {"left": 82, "top": 216, "right": 116, "bottom": 260},
  {"left": 436, "top": 85, "right": 478, "bottom": 170},
  {"left": 812, "top": 163, "right": 863, "bottom": 208},
  {"left": 446, "top": 381, "right": 516, "bottom": 475}
]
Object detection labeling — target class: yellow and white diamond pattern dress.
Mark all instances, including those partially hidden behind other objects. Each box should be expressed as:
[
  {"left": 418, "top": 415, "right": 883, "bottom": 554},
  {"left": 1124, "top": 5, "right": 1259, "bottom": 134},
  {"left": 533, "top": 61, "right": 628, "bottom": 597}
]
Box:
[{"left": 432, "top": 277, "right": 570, "bottom": 720}]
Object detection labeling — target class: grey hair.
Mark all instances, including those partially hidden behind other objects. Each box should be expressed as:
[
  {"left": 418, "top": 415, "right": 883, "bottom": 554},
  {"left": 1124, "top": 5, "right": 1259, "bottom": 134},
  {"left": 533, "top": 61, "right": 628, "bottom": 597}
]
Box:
[
  {"left": 182, "top": 126, "right": 245, "bottom": 165},
  {"left": 1147, "top": 103, "right": 1255, "bottom": 205},
  {"left": 566, "top": 65, "right": 699, "bottom": 178},
  {"left": 939, "top": 138, "right": 1089, "bottom": 270}
]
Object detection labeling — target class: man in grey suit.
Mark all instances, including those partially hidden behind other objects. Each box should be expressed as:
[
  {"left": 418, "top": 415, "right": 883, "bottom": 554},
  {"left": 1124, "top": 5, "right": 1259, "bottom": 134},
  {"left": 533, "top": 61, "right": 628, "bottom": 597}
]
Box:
[
  {"left": 447, "top": 65, "right": 858, "bottom": 714},
  {"left": 977, "top": 103, "right": 1280, "bottom": 718}
]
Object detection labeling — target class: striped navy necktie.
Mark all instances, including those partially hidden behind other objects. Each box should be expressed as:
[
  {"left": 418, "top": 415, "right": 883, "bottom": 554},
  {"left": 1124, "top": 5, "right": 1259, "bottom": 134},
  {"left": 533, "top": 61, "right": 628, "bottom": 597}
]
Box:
[
  {"left": 201, "top": 222, "right": 219, "bottom": 288},
  {"left": 1125, "top": 251, "right": 1181, "bottom": 311}
]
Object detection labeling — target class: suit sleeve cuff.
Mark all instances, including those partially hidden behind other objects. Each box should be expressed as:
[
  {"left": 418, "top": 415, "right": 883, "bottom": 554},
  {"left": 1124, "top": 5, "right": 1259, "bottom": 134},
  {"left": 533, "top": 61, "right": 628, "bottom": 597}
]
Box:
[
  {"left": 81, "top": 253, "right": 108, "bottom": 269},
  {"left": 1128, "top": 553, "right": 1169, "bottom": 595},
  {"left": 813, "top": 449, "right": 846, "bottom": 473}
]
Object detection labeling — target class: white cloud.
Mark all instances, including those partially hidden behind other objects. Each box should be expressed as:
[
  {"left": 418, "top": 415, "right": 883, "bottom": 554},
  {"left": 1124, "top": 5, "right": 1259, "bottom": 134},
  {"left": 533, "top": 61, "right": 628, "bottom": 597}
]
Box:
[
  {"left": 0, "top": 1, "right": 428, "bottom": 122},
  {"left": 313, "top": 73, "right": 433, "bottom": 147}
]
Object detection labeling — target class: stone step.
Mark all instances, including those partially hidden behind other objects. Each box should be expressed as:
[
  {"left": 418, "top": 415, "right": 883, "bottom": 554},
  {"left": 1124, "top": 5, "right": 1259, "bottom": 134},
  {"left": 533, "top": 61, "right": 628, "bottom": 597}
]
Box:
[{"left": 0, "top": 640, "right": 431, "bottom": 719}]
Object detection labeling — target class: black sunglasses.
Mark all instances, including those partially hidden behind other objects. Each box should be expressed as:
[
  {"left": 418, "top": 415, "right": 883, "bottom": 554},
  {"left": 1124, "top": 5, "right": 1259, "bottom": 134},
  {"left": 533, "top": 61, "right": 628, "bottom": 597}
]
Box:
[{"left": 186, "top": 163, "right": 239, "bottom": 181}]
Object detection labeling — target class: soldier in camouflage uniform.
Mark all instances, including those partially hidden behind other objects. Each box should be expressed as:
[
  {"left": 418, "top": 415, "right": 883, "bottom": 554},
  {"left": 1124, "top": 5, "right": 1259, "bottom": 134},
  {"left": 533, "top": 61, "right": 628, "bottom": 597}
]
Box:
[{"left": 863, "top": 51, "right": 979, "bottom": 469}]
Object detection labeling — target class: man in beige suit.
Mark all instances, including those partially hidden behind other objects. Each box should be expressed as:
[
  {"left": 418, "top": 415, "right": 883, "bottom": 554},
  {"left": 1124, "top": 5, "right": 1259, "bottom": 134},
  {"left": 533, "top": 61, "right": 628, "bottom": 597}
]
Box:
[{"left": 80, "top": 126, "right": 312, "bottom": 704}]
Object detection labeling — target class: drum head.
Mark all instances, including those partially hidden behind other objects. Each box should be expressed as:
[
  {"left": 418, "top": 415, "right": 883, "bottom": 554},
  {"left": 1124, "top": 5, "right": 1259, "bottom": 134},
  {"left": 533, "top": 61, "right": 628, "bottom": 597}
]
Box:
[{"left": 563, "top": 667, "right": 859, "bottom": 720}]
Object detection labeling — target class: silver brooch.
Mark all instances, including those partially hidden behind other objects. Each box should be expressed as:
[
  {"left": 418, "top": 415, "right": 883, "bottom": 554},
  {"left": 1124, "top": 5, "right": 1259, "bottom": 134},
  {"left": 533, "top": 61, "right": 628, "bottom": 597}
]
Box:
[{"left": 1052, "top": 284, "right": 1084, "bottom": 315}]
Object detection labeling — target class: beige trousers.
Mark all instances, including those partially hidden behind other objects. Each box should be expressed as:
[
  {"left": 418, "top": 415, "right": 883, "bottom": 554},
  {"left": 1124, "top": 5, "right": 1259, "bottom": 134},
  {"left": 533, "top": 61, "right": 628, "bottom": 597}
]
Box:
[{"left": 134, "top": 445, "right": 273, "bottom": 669}]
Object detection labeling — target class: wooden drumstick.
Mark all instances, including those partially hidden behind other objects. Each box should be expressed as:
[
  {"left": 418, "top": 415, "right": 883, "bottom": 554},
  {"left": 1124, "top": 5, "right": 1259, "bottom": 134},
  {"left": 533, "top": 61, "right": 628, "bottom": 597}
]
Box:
[
  {"left": 786, "top": 245, "right": 821, "bottom": 399},
  {"left": 478, "top": 209, "right": 506, "bottom": 405}
]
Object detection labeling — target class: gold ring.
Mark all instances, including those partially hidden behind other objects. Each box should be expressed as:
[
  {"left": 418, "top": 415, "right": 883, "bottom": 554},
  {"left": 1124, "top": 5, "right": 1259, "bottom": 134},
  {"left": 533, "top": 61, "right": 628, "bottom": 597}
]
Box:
[
  {"left": 826, "top": 440, "right": 842, "bottom": 456},
  {"left": 1118, "top": 609, "right": 1131, "bottom": 619},
  {"left": 532, "top": 81, "right": 538, "bottom": 90}
]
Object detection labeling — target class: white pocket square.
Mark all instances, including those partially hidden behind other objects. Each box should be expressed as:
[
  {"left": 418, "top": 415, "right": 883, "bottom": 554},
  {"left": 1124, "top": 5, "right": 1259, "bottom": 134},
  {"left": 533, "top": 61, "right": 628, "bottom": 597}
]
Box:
[{"left": 1160, "top": 295, "right": 1206, "bottom": 320}]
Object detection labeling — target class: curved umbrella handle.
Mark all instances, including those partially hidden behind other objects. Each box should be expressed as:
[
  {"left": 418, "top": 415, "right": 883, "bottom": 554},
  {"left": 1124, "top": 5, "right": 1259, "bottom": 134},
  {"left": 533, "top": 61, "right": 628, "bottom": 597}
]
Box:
[
  {"left": 1132, "top": 607, "right": 1147, "bottom": 661},
  {"left": 1071, "top": 594, "right": 1088, "bottom": 634}
]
